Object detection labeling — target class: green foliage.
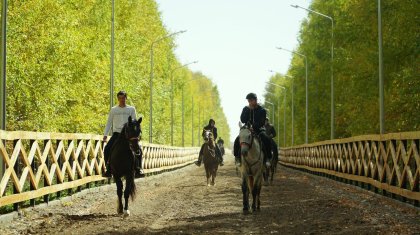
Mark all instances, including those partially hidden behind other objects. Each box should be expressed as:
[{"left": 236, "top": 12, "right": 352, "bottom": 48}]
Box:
[
  {"left": 4, "top": 0, "right": 230, "bottom": 147},
  {"left": 265, "top": 0, "right": 419, "bottom": 146}
]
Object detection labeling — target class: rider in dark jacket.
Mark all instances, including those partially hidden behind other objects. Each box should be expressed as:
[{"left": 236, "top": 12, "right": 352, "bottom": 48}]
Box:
[
  {"left": 265, "top": 117, "right": 279, "bottom": 161},
  {"left": 195, "top": 119, "right": 224, "bottom": 166},
  {"left": 234, "top": 93, "right": 273, "bottom": 166}
]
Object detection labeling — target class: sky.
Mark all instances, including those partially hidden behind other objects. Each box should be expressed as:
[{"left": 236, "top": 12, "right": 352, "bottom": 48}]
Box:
[{"left": 155, "top": 0, "right": 312, "bottom": 142}]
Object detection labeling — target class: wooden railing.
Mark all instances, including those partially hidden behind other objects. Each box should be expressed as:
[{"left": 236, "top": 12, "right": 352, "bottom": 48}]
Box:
[
  {"left": 0, "top": 130, "right": 199, "bottom": 207},
  {"left": 280, "top": 131, "right": 420, "bottom": 202}
]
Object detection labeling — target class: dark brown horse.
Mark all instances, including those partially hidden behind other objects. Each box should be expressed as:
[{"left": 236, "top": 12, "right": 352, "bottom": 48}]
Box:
[
  {"left": 109, "top": 116, "right": 142, "bottom": 216},
  {"left": 263, "top": 140, "right": 278, "bottom": 185},
  {"left": 202, "top": 130, "right": 219, "bottom": 186}
]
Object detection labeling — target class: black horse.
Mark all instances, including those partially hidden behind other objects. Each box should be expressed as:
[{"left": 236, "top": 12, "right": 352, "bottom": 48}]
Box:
[{"left": 109, "top": 116, "right": 142, "bottom": 216}]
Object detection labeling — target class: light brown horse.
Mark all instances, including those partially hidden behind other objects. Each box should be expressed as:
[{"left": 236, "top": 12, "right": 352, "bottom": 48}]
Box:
[{"left": 202, "top": 130, "right": 219, "bottom": 186}]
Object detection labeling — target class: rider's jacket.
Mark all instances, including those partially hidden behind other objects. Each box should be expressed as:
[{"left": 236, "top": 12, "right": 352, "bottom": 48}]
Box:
[{"left": 240, "top": 105, "right": 267, "bottom": 132}]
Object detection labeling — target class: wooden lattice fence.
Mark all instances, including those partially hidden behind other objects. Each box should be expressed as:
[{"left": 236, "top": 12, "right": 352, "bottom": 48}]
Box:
[
  {"left": 280, "top": 132, "right": 420, "bottom": 202},
  {"left": 0, "top": 130, "right": 198, "bottom": 207}
]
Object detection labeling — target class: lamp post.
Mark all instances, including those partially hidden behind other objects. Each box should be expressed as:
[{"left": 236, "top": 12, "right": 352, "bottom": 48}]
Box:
[
  {"left": 265, "top": 100, "right": 275, "bottom": 124},
  {"left": 0, "top": 0, "right": 7, "bottom": 177},
  {"left": 277, "top": 47, "right": 308, "bottom": 144},
  {"left": 265, "top": 92, "right": 280, "bottom": 146},
  {"left": 191, "top": 95, "right": 194, "bottom": 146},
  {"left": 149, "top": 30, "right": 186, "bottom": 143},
  {"left": 270, "top": 71, "right": 294, "bottom": 145},
  {"left": 170, "top": 61, "right": 198, "bottom": 146},
  {"left": 378, "top": 0, "right": 384, "bottom": 134},
  {"left": 291, "top": 4, "right": 335, "bottom": 140},
  {"left": 110, "top": 0, "right": 115, "bottom": 110},
  {"left": 181, "top": 77, "right": 206, "bottom": 147},
  {"left": 284, "top": 75, "right": 294, "bottom": 145},
  {"left": 266, "top": 81, "right": 287, "bottom": 147}
]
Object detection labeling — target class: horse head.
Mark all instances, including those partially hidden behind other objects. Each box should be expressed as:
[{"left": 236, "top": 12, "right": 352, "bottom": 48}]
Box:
[
  {"left": 239, "top": 123, "right": 253, "bottom": 157},
  {"left": 123, "top": 116, "right": 143, "bottom": 154},
  {"left": 203, "top": 130, "right": 215, "bottom": 147}
]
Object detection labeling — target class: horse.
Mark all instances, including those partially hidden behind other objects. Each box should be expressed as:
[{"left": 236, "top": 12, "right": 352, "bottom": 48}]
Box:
[
  {"left": 109, "top": 116, "right": 142, "bottom": 216},
  {"left": 263, "top": 140, "right": 279, "bottom": 185},
  {"left": 238, "top": 124, "right": 264, "bottom": 212},
  {"left": 202, "top": 130, "right": 219, "bottom": 186}
]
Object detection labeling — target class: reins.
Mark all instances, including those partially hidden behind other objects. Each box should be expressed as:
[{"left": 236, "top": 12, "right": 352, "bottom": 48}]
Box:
[{"left": 240, "top": 129, "right": 262, "bottom": 175}]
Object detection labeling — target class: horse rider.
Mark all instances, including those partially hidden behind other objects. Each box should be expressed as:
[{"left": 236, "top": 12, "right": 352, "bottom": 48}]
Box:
[
  {"left": 264, "top": 117, "right": 279, "bottom": 161},
  {"left": 102, "top": 90, "right": 144, "bottom": 178},
  {"left": 217, "top": 137, "right": 224, "bottom": 147},
  {"left": 233, "top": 93, "right": 272, "bottom": 167},
  {"left": 217, "top": 137, "right": 225, "bottom": 156},
  {"left": 195, "top": 119, "right": 224, "bottom": 166}
]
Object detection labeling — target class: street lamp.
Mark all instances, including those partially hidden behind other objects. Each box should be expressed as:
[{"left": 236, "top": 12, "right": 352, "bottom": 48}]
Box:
[
  {"left": 284, "top": 75, "right": 294, "bottom": 146},
  {"left": 266, "top": 81, "right": 287, "bottom": 147},
  {"left": 378, "top": 0, "right": 384, "bottom": 134},
  {"left": 265, "top": 92, "right": 280, "bottom": 146},
  {"left": 0, "top": 0, "right": 7, "bottom": 176},
  {"left": 277, "top": 47, "right": 308, "bottom": 144},
  {"left": 265, "top": 100, "right": 275, "bottom": 124},
  {"left": 149, "top": 30, "right": 186, "bottom": 143},
  {"left": 291, "top": 4, "right": 335, "bottom": 140},
  {"left": 110, "top": 0, "right": 115, "bottom": 110},
  {"left": 170, "top": 61, "right": 198, "bottom": 146},
  {"left": 181, "top": 77, "right": 206, "bottom": 147}
]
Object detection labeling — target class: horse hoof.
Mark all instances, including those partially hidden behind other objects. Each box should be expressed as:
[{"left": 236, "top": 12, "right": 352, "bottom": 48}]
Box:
[{"left": 123, "top": 210, "right": 130, "bottom": 217}]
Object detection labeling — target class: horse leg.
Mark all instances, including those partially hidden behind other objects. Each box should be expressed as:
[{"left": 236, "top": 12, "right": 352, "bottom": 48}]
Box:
[
  {"left": 251, "top": 183, "right": 258, "bottom": 212},
  {"left": 270, "top": 164, "right": 275, "bottom": 184},
  {"left": 205, "top": 167, "right": 210, "bottom": 186},
  {"left": 211, "top": 168, "right": 217, "bottom": 186},
  {"left": 211, "top": 169, "right": 216, "bottom": 186},
  {"left": 115, "top": 177, "right": 123, "bottom": 214},
  {"left": 256, "top": 183, "right": 262, "bottom": 210},
  {"left": 263, "top": 166, "right": 269, "bottom": 186},
  {"left": 241, "top": 178, "right": 249, "bottom": 212},
  {"left": 123, "top": 175, "right": 135, "bottom": 216}
]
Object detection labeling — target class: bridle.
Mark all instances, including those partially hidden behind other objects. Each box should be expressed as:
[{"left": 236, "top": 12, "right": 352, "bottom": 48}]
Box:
[
  {"left": 240, "top": 126, "right": 262, "bottom": 173},
  {"left": 240, "top": 127, "right": 254, "bottom": 150},
  {"left": 122, "top": 123, "right": 141, "bottom": 155}
]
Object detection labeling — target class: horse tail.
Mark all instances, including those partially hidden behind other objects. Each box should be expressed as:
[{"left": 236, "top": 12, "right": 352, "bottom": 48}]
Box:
[{"left": 127, "top": 174, "right": 137, "bottom": 201}]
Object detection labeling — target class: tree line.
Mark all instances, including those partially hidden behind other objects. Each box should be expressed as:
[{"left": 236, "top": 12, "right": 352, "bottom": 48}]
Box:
[
  {"left": 4, "top": 0, "right": 230, "bottom": 147},
  {"left": 265, "top": 0, "right": 418, "bottom": 146}
]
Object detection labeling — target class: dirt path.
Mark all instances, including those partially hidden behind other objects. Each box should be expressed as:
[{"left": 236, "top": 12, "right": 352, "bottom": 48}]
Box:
[{"left": 1, "top": 153, "right": 419, "bottom": 234}]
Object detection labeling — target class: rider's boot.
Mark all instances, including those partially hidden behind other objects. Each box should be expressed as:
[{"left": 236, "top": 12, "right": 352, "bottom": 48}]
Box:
[
  {"left": 219, "top": 156, "right": 224, "bottom": 166},
  {"left": 102, "top": 162, "right": 112, "bottom": 178},
  {"left": 135, "top": 153, "right": 145, "bottom": 178},
  {"left": 195, "top": 154, "right": 203, "bottom": 167}
]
